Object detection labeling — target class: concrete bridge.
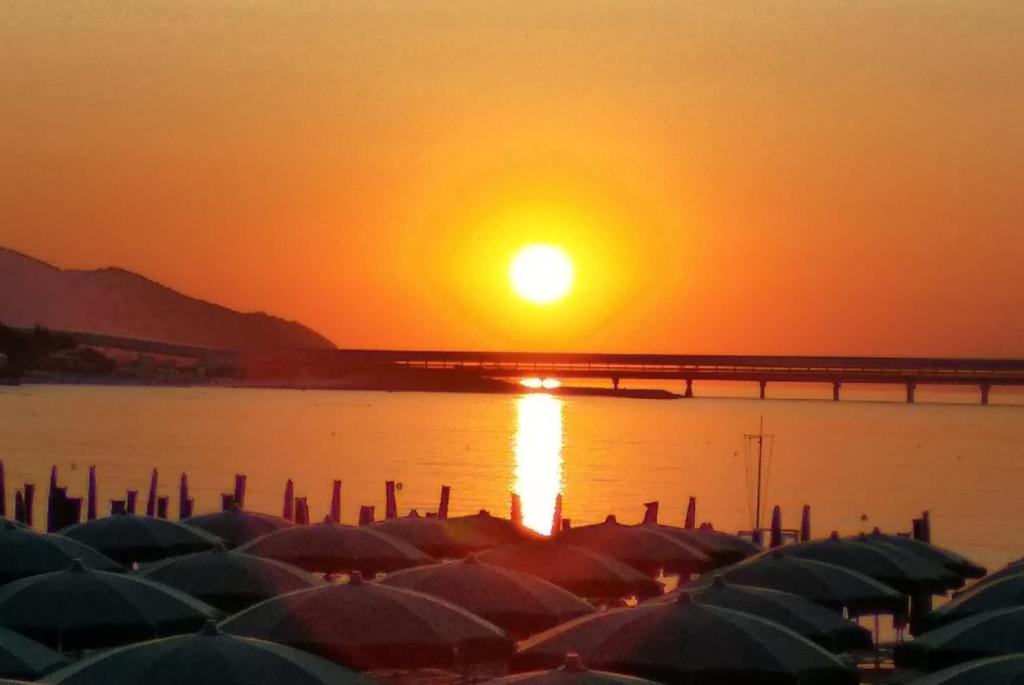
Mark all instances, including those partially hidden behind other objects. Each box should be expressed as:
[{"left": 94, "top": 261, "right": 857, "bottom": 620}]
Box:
[{"left": 314, "top": 349, "right": 1024, "bottom": 404}]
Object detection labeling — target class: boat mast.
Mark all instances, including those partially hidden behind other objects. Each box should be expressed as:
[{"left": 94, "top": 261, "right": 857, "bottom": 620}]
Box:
[{"left": 755, "top": 415, "right": 764, "bottom": 531}]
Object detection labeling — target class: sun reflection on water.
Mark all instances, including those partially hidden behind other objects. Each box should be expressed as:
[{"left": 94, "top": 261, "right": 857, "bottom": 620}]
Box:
[{"left": 513, "top": 393, "right": 565, "bottom": 535}]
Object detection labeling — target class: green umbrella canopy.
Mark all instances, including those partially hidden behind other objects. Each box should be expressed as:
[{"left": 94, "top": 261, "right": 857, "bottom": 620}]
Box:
[
  {"left": 555, "top": 516, "right": 712, "bottom": 577},
  {"left": 479, "top": 541, "right": 664, "bottom": 601},
  {"left": 138, "top": 543, "right": 323, "bottom": 613},
  {"left": 895, "top": 606, "right": 1024, "bottom": 671},
  {"left": 0, "top": 520, "right": 123, "bottom": 583},
  {"left": 690, "top": 549, "right": 907, "bottom": 618},
  {"left": 775, "top": 533, "right": 958, "bottom": 595},
  {"left": 45, "top": 620, "right": 381, "bottom": 685},
  {"left": 0, "top": 625, "right": 69, "bottom": 680},
  {"left": 670, "top": 575, "right": 872, "bottom": 652},
  {"left": 916, "top": 572, "right": 1024, "bottom": 634},
  {"left": 238, "top": 517, "right": 433, "bottom": 575},
  {"left": 643, "top": 524, "right": 760, "bottom": 567},
  {"left": 860, "top": 530, "right": 986, "bottom": 581},
  {"left": 0, "top": 559, "right": 219, "bottom": 651},
  {"left": 954, "top": 563, "right": 1024, "bottom": 596},
  {"left": 515, "top": 593, "right": 859, "bottom": 685},
  {"left": 59, "top": 513, "right": 221, "bottom": 565},
  {"left": 444, "top": 510, "right": 543, "bottom": 550},
  {"left": 906, "top": 654, "right": 1024, "bottom": 685},
  {"left": 481, "top": 652, "right": 662, "bottom": 685},
  {"left": 370, "top": 512, "right": 474, "bottom": 559},
  {"left": 220, "top": 571, "right": 513, "bottom": 670},
  {"left": 380, "top": 555, "right": 595, "bottom": 637},
  {"left": 182, "top": 508, "right": 294, "bottom": 549}
]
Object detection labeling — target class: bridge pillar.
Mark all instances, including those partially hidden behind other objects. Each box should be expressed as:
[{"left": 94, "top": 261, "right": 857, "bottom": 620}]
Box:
[
  {"left": 684, "top": 378, "right": 693, "bottom": 398},
  {"left": 759, "top": 380, "right": 767, "bottom": 400},
  {"left": 832, "top": 382, "right": 841, "bottom": 402},
  {"left": 980, "top": 382, "right": 991, "bottom": 406},
  {"left": 612, "top": 376, "right": 620, "bottom": 390},
  {"left": 906, "top": 382, "right": 917, "bottom": 404}
]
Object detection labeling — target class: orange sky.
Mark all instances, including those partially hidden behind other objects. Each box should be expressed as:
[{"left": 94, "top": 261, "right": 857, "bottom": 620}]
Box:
[{"left": 2, "top": 2, "right": 1022, "bottom": 355}]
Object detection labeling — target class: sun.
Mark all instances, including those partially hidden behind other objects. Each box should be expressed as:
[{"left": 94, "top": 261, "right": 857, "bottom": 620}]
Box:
[{"left": 509, "top": 244, "right": 574, "bottom": 304}]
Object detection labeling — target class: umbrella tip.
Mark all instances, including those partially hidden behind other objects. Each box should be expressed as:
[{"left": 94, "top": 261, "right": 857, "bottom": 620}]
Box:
[
  {"left": 711, "top": 574, "right": 726, "bottom": 588},
  {"left": 604, "top": 514, "right": 617, "bottom": 524},
  {"left": 213, "top": 541, "right": 229, "bottom": 553},
  {"left": 349, "top": 571, "right": 365, "bottom": 585},
  {"left": 463, "top": 553, "right": 480, "bottom": 565},
  {"left": 408, "top": 509, "right": 420, "bottom": 518},
  {"left": 323, "top": 516, "right": 334, "bottom": 525},
  {"left": 200, "top": 619, "right": 222, "bottom": 636},
  {"left": 562, "top": 652, "right": 587, "bottom": 672},
  {"left": 674, "top": 591, "right": 693, "bottom": 605},
  {"left": 829, "top": 531, "right": 840, "bottom": 540},
  {"left": 771, "top": 549, "right": 784, "bottom": 559},
  {"left": 2, "top": 520, "right": 15, "bottom": 530},
  {"left": 68, "top": 558, "right": 88, "bottom": 572}
]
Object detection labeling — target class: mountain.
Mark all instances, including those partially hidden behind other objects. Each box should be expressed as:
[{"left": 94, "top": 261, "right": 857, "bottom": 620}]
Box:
[{"left": 0, "top": 247, "right": 335, "bottom": 350}]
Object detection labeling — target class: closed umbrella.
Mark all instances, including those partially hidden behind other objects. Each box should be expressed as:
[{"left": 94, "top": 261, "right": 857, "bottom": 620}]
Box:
[
  {"left": 59, "top": 513, "right": 221, "bottom": 565},
  {"left": 668, "top": 576, "right": 872, "bottom": 652},
  {"left": 138, "top": 543, "right": 323, "bottom": 613},
  {"left": 45, "top": 620, "right": 380, "bottom": 685},
  {"left": 183, "top": 508, "right": 294, "bottom": 548},
  {"left": 381, "top": 555, "right": 594, "bottom": 637},
  {"left": 238, "top": 517, "right": 433, "bottom": 575},
  {"left": 556, "top": 516, "right": 711, "bottom": 577},
  {"left": 0, "top": 559, "right": 219, "bottom": 651},
  {"left": 221, "top": 571, "right": 512, "bottom": 670},
  {"left": 0, "top": 520, "right": 123, "bottom": 583},
  {"left": 776, "top": 533, "right": 957, "bottom": 595},
  {"left": 0, "top": 625, "right": 69, "bottom": 680},
  {"left": 894, "top": 606, "right": 1024, "bottom": 671},
  {"left": 917, "top": 572, "right": 1024, "bottom": 633},
  {"left": 700, "top": 549, "right": 907, "bottom": 618},
  {"left": 479, "top": 541, "right": 663, "bottom": 601},
  {"left": 515, "top": 592, "right": 859, "bottom": 685},
  {"left": 445, "top": 511, "right": 543, "bottom": 550},
  {"left": 904, "top": 654, "right": 1024, "bottom": 684},
  {"left": 860, "top": 530, "right": 985, "bottom": 584},
  {"left": 481, "top": 652, "right": 662, "bottom": 685},
  {"left": 371, "top": 511, "right": 476, "bottom": 559}
]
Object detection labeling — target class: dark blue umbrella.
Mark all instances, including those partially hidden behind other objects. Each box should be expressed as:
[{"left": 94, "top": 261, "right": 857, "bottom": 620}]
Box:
[
  {"left": 905, "top": 654, "right": 1024, "bottom": 684},
  {"left": 556, "top": 516, "right": 711, "bottom": 576},
  {"left": 183, "top": 508, "right": 294, "bottom": 548},
  {"left": 895, "top": 606, "right": 1024, "bottom": 671},
  {"left": 0, "top": 625, "right": 69, "bottom": 679},
  {"left": 60, "top": 513, "right": 221, "bottom": 564},
  {"left": 481, "top": 652, "right": 662, "bottom": 685}
]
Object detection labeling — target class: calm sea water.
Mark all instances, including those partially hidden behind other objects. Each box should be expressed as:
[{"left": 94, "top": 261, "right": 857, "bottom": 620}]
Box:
[{"left": 1, "top": 384, "right": 1022, "bottom": 573}]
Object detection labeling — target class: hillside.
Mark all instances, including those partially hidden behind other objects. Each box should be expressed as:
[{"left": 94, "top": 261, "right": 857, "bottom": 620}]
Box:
[{"left": 0, "top": 248, "right": 335, "bottom": 350}]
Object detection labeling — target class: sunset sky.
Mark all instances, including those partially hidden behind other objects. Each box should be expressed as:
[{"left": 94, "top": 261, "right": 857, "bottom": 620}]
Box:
[{"left": 2, "top": 2, "right": 1022, "bottom": 356}]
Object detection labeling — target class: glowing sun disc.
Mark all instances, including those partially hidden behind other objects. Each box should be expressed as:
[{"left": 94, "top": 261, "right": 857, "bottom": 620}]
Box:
[{"left": 510, "top": 244, "right": 574, "bottom": 304}]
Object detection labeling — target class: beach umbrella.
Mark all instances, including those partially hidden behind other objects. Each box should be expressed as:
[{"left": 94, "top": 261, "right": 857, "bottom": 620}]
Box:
[
  {"left": 0, "top": 625, "right": 69, "bottom": 680},
  {"left": 690, "top": 549, "right": 908, "bottom": 618},
  {"left": 668, "top": 576, "right": 872, "bottom": 652},
  {"left": 645, "top": 524, "right": 760, "bottom": 567},
  {"left": 59, "top": 512, "right": 221, "bottom": 565},
  {"left": 45, "top": 620, "right": 380, "bottom": 685},
  {"left": 556, "top": 516, "right": 712, "bottom": 577},
  {"left": 0, "top": 519, "right": 123, "bottom": 582},
  {"left": 182, "top": 508, "right": 294, "bottom": 548},
  {"left": 445, "top": 510, "right": 543, "bottom": 549},
  {"left": 481, "top": 652, "right": 662, "bottom": 685},
  {"left": 238, "top": 517, "right": 433, "bottom": 575},
  {"left": 515, "top": 592, "right": 859, "bottom": 685},
  {"left": 0, "top": 559, "right": 219, "bottom": 651},
  {"left": 894, "top": 606, "right": 1024, "bottom": 671},
  {"left": 776, "top": 533, "right": 958, "bottom": 595},
  {"left": 371, "top": 511, "right": 478, "bottom": 558},
  {"left": 380, "top": 555, "right": 595, "bottom": 637},
  {"left": 0, "top": 517, "right": 27, "bottom": 529},
  {"left": 904, "top": 654, "right": 1024, "bottom": 684},
  {"left": 953, "top": 562, "right": 1024, "bottom": 595},
  {"left": 138, "top": 543, "right": 323, "bottom": 612},
  {"left": 915, "top": 572, "right": 1024, "bottom": 634},
  {"left": 859, "top": 530, "right": 986, "bottom": 584},
  {"left": 479, "top": 540, "right": 664, "bottom": 601},
  {"left": 221, "top": 571, "right": 513, "bottom": 670}
]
